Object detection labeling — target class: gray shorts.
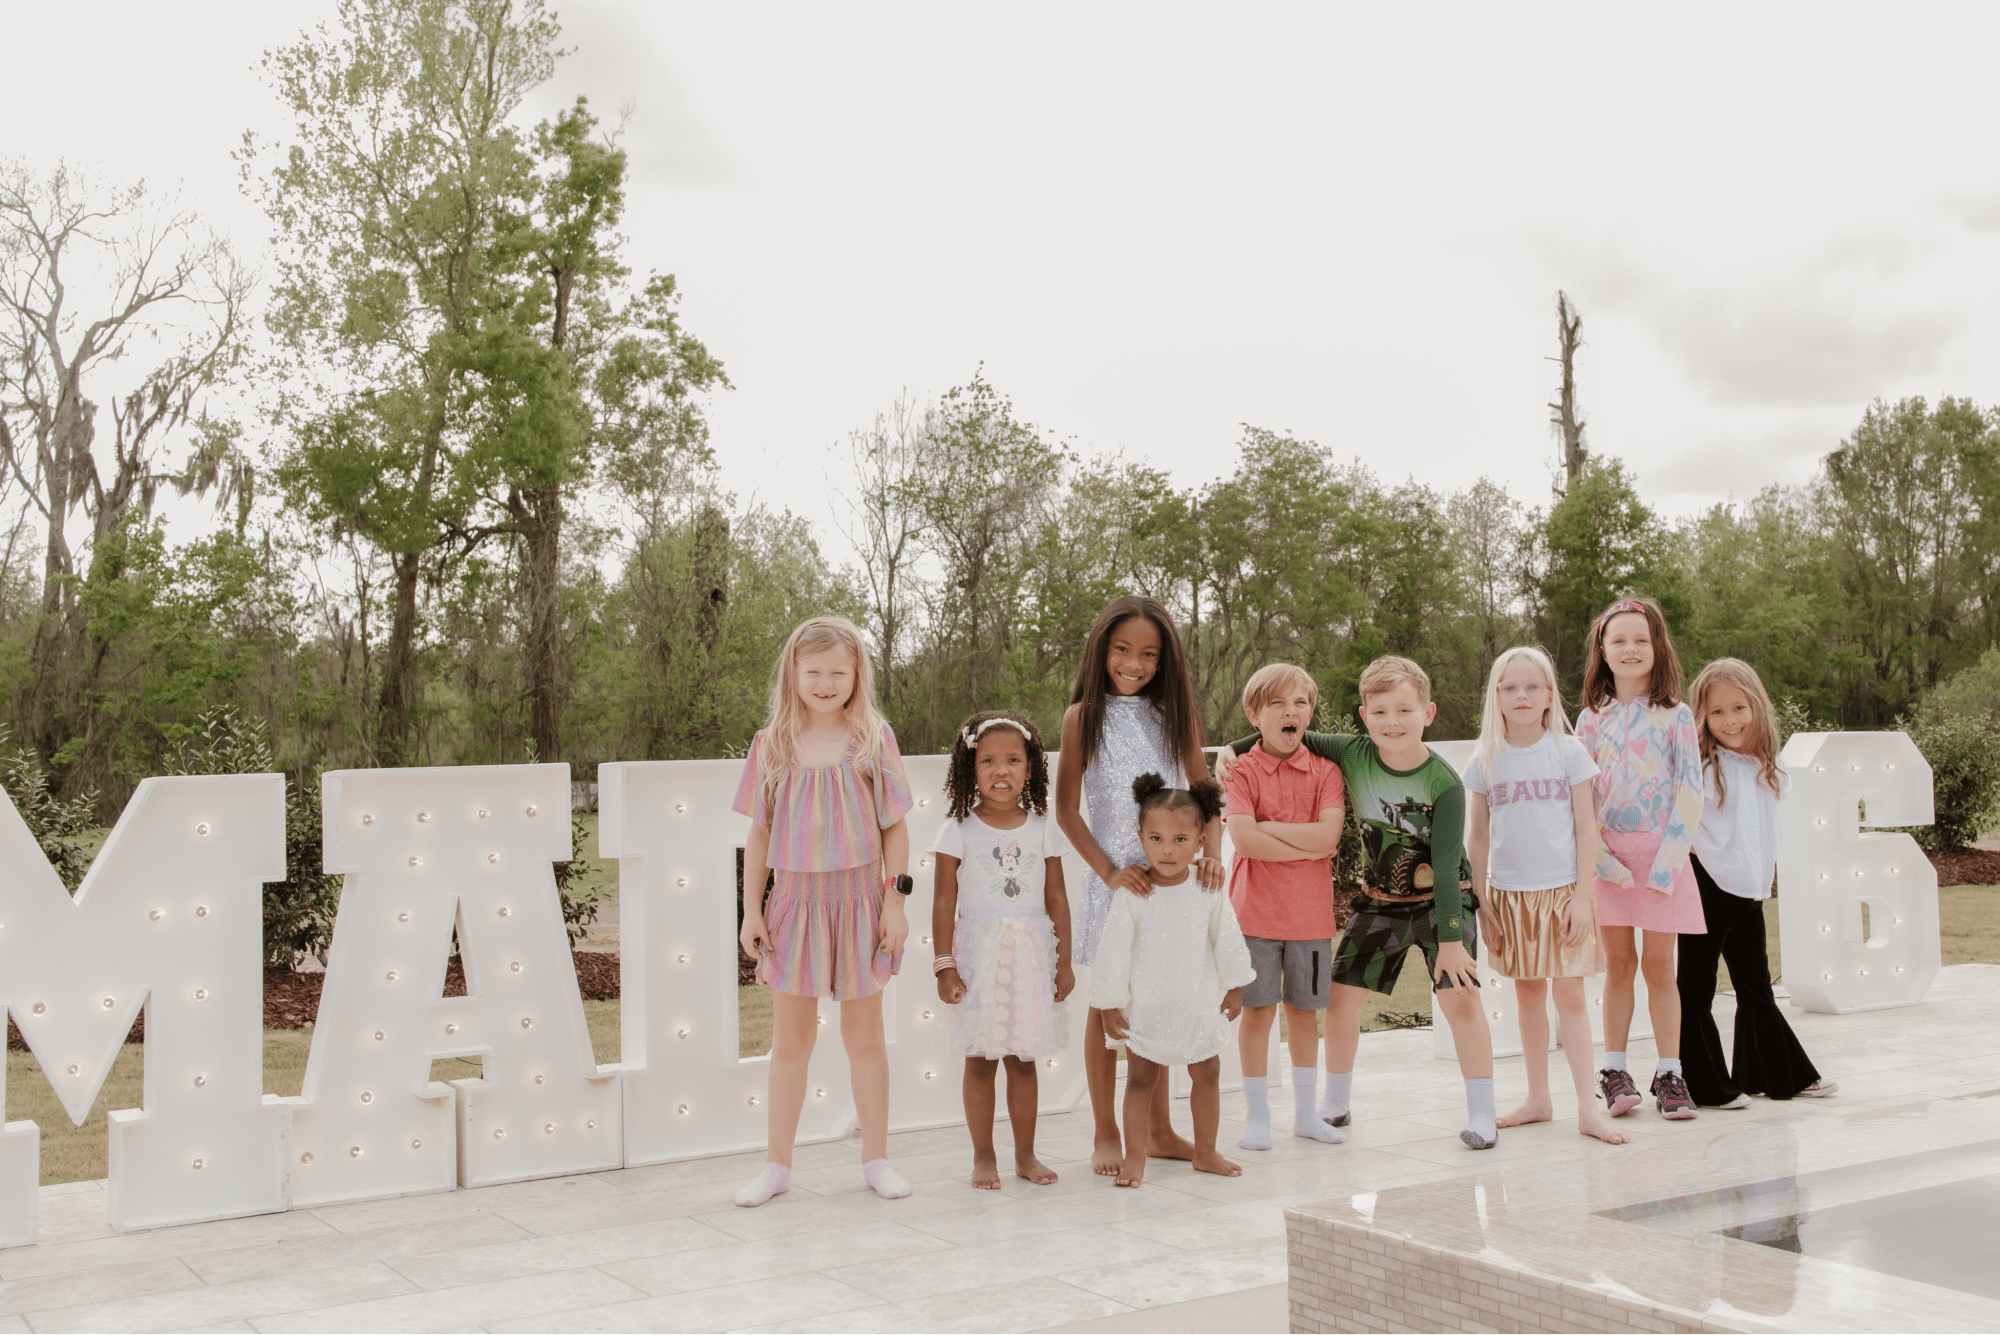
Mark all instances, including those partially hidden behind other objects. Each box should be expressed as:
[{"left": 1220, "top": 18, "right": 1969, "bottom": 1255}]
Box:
[{"left": 1243, "top": 936, "right": 1334, "bottom": 1010}]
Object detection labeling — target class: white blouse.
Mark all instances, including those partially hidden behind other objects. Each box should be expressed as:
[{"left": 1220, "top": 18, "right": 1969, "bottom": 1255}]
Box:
[
  {"left": 1692, "top": 749, "right": 1787, "bottom": 901},
  {"left": 1088, "top": 878, "right": 1256, "bottom": 1066}
]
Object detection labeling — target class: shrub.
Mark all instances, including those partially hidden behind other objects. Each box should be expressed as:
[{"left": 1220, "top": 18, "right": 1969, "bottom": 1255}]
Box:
[
  {"left": 0, "top": 729, "right": 96, "bottom": 892},
  {"left": 1899, "top": 705, "right": 2000, "bottom": 852}
]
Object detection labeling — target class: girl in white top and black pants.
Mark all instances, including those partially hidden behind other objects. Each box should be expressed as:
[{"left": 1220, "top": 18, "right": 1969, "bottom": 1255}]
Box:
[{"left": 1678, "top": 660, "right": 1835, "bottom": 1108}]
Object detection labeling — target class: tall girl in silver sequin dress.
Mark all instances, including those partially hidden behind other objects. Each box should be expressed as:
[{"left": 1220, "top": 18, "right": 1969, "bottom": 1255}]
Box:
[{"left": 1055, "top": 595, "right": 1224, "bottom": 1177}]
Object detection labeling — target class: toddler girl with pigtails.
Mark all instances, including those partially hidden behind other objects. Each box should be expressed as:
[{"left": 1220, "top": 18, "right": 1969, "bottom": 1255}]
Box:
[
  {"left": 1576, "top": 596, "right": 1706, "bottom": 1121},
  {"left": 930, "top": 710, "right": 1075, "bottom": 1190}
]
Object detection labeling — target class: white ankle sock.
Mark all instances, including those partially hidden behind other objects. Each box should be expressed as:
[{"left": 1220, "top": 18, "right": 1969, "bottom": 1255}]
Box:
[
  {"left": 1461, "top": 1077, "right": 1497, "bottom": 1150},
  {"left": 1319, "top": 1070, "right": 1353, "bottom": 1126},
  {"left": 734, "top": 1161, "right": 791, "bottom": 1208},
  {"left": 1293, "top": 1067, "right": 1346, "bottom": 1143},
  {"left": 1240, "top": 1075, "right": 1272, "bottom": 1151},
  {"left": 1604, "top": 1051, "right": 1628, "bottom": 1073},
  {"left": 862, "top": 1157, "right": 911, "bottom": 1200},
  {"left": 1656, "top": 1057, "right": 1682, "bottom": 1078}
]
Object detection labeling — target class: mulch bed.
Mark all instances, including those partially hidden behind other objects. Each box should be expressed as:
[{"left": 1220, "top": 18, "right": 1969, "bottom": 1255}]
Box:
[
  {"left": 1927, "top": 847, "right": 2000, "bottom": 887},
  {"left": 8, "top": 950, "right": 626, "bottom": 1052}
]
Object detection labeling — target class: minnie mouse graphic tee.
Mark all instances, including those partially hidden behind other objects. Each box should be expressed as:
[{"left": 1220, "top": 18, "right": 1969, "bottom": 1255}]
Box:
[{"left": 928, "top": 809, "right": 1068, "bottom": 916}]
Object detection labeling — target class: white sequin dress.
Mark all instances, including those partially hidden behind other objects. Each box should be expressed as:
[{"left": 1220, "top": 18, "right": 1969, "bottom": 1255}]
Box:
[
  {"left": 1088, "top": 875, "right": 1256, "bottom": 1066},
  {"left": 1077, "top": 695, "right": 1184, "bottom": 966},
  {"left": 930, "top": 811, "right": 1070, "bottom": 1060}
]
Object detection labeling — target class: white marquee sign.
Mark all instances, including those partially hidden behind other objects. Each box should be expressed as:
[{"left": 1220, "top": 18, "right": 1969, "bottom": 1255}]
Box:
[{"left": 0, "top": 735, "right": 1936, "bottom": 1246}]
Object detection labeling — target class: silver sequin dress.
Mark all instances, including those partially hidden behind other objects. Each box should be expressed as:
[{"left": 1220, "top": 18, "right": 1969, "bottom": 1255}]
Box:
[{"left": 1076, "top": 695, "right": 1185, "bottom": 967}]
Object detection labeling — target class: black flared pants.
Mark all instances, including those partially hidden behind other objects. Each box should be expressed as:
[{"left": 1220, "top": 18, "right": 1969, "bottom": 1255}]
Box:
[{"left": 1677, "top": 855, "right": 1822, "bottom": 1105}]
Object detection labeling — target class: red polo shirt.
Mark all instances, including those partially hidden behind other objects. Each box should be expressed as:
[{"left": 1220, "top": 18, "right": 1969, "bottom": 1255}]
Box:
[{"left": 1224, "top": 741, "right": 1345, "bottom": 940}]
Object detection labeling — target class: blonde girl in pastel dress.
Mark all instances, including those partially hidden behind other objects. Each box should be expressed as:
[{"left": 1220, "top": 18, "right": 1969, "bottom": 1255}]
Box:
[
  {"left": 1575, "top": 597, "right": 1706, "bottom": 1123},
  {"left": 734, "top": 616, "right": 916, "bottom": 1207},
  {"left": 931, "top": 710, "right": 1075, "bottom": 1190}
]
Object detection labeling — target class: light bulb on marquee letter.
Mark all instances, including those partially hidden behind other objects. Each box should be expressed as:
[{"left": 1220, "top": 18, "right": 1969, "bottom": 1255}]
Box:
[
  {"left": 0, "top": 775, "right": 287, "bottom": 1247},
  {"left": 285, "top": 764, "right": 620, "bottom": 1208},
  {"left": 1778, "top": 732, "right": 1939, "bottom": 1013}
]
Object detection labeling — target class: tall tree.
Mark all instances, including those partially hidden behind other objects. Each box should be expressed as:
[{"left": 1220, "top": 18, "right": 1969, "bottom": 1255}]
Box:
[
  {"left": 1533, "top": 458, "right": 1686, "bottom": 692},
  {"left": 834, "top": 394, "right": 932, "bottom": 712},
  {"left": 1817, "top": 396, "right": 1997, "bottom": 720},
  {"left": 0, "top": 160, "right": 248, "bottom": 781},
  {"left": 251, "top": 0, "right": 564, "bottom": 764},
  {"left": 1549, "top": 291, "right": 1587, "bottom": 491}
]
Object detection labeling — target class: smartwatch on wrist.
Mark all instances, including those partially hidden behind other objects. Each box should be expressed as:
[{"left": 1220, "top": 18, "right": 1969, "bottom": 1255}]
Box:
[{"left": 888, "top": 873, "right": 914, "bottom": 897}]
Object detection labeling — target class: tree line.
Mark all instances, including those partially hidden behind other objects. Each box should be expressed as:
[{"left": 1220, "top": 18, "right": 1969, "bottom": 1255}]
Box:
[{"left": 4, "top": 0, "right": 2000, "bottom": 835}]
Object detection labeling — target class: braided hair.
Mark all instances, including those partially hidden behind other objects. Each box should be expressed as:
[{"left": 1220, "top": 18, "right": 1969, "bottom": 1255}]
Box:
[
  {"left": 1130, "top": 772, "right": 1225, "bottom": 827},
  {"left": 944, "top": 710, "right": 1050, "bottom": 820}
]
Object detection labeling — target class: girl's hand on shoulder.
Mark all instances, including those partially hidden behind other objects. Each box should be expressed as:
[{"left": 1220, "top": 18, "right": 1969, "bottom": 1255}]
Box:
[
  {"left": 1221, "top": 986, "right": 1244, "bottom": 1022},
  {"left": 1211, "top": 747, "right": 1235, "bottom": 779},
  {"left": 1054, "top": 961, "right": 1076, "bottom": 1003},
  {"left": 937, "top": 968, "right": 966, "bottom": 1005},
  {"left": 740, "top": 912, "right": 770, "bottom": 960},
  {"left": 1193, "top": 854, "right": 1225, "bottom": 892},
  {"left": 1110, "top": 863, "right": 1154, "bottom": 898},
  {"left": 878, "top": 894, "right": 910, "bottom": 954}
]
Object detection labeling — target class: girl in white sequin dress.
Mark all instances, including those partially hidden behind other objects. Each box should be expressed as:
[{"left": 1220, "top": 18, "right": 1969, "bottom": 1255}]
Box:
[
  {"left": 931, "top": 711, "right": 1075, "bottom": 1190},
  {"left": 1055, "top": 595, "right": 1224, "bottom": 1177}
]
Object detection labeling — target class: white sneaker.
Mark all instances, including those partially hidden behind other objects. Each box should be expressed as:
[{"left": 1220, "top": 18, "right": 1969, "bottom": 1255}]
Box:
[
  {"left": 1796, "top": 1081, "right": 1838, "bottom": 1098},
  {"left": 1711, "top": 1093, "right": 1752, "bottom": 1110}
]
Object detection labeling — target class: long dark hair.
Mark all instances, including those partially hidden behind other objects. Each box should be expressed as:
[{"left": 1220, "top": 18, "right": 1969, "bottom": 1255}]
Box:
[
  {"left": 944, "top": 710, "right": 1049, "bottom": 820},
  {"left": 1581, "top": 595, "right": 1684, "bottom": 711},
  {"left": 1068, "top": 595, "right": 1202, "bottom": 776}
]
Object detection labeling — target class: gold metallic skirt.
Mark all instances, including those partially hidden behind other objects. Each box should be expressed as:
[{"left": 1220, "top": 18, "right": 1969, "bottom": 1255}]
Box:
[{"left": 1486, "top": 883, "right": 1604, "bottom": 979}]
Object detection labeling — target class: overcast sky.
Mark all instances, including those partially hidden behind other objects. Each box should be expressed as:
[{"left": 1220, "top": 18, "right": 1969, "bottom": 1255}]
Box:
[{"left": 7, "top": 1, "right": 2000, "bottom": 558}]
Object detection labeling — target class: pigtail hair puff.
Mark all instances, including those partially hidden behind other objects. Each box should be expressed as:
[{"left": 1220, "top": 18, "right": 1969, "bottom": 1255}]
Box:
[
  {"left": 1132, "top": 772, "right": 1223, "bottom": 826},
  {"left": 1581, "top": 595, "right": 1684, "bottom": 711},
  {"left": 1185, "top": 777, "right": 1225, "bottom": 824}
]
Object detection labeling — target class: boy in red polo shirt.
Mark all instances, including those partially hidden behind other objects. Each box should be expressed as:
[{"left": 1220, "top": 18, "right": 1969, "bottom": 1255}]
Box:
[{"left": 1224, "top": 663, "right": 1348, "bottom": 1150}]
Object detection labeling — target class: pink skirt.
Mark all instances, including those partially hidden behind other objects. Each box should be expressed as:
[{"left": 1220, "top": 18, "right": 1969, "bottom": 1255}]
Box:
[
  {"left": 759, "top": 864, "right": 902, "bottom": 999},
  {"left": 1592, "top": 829, "right": 1707, "bottom": 934}
]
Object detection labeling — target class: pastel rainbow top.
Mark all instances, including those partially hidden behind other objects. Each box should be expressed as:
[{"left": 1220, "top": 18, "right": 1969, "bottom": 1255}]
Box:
[
  {"left": 732, "top": 722, "right": 915, "bottom": 872},
  {"left": 1575, "top": 696, "right": 1704, "bottom": 892}
]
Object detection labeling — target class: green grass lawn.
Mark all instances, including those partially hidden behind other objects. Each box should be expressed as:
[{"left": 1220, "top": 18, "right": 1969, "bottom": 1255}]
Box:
[{"left": 12, "top": 885, "right": 1994, "bottom": 1186}]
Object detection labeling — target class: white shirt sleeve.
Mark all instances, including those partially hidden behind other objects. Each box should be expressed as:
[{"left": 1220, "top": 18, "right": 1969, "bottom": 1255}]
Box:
[
  {"left": 1040, "top": 814, "right": 1070, "bottom": 860},
  {"left": 928, "top": 817, "right": 965, "bottom": 859},
  {"left": 1563, "top": 736, "right": 1600, "bottom": 787},
  {"left": 1088, "top": 892, "right": 1138, "bottom": 1013},
  {"left": 1461, "top": 754, "right": 1489, "bottom": 797}
]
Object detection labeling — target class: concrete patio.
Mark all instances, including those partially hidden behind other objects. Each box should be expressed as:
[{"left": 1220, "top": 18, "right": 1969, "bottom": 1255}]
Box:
[{"left": 3, "top": 964, "right": 1996, "bottom": 1333}]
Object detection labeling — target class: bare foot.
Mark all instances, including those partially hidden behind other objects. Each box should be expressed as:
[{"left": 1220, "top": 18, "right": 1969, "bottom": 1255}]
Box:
[
  {"left": 970, "top": 1151, "right": 1002, "bottom": 1190},
  {"left": 1192, "top": 1148, "right": 1242, "bottom": 1177},
  {"left": 1578, "top": 1110, "right": 1629, "bottom": 1145},
  {"left": 1092, "top": 1133, "right": 1123, "bottom": 1177},
  {"left": 1497, "top": 1099, "right": 1553, "bottom": 1128},
  {"left": 1115, "top": 1156, "right": 1146, "bottom": 1188},
  {"left": 1148, "top": 1131, "right": 1198, "bottom": 1161},
  {"left": 1015, "top": 1154, "right": 1058, "bottom": 1185}
]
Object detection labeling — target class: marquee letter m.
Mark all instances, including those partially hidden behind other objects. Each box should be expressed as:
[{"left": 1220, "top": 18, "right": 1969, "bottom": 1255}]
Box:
[{"left": 0, "top": 775, "right": 286, "bottom": 1248}]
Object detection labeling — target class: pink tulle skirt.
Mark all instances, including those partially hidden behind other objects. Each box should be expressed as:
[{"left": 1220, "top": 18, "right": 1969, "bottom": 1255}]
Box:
[
  {"left": 949, "top": 911, "right": 1067, "bottom": 1060},
  {"left": 1592, "top": 829, "right": 1707, "bottom": 934}
]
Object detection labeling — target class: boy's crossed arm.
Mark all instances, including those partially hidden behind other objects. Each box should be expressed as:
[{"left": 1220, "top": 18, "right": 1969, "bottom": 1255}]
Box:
[{"left": 1226, "top": 807, "right": 1344, "bottom": 861}]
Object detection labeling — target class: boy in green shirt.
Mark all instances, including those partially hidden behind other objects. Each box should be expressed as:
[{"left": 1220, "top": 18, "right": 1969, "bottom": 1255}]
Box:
[{"left": 1223, "top": 655, "right": 1498, "bottom": 1149}]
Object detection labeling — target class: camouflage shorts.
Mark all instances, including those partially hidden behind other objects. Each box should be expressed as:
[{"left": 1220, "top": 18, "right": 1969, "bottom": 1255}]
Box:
[{"left": 1331, "top": 893, "right": 1480, "bottom": 996}]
